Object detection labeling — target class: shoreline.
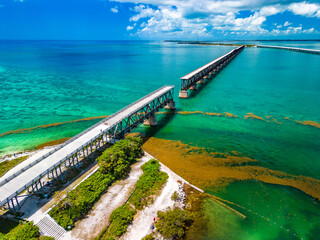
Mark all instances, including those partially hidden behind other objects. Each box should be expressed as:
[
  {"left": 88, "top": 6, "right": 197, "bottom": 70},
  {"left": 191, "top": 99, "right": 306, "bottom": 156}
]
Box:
[
  {"left": 3, "top": 136, "right": 320, "bottom": 203},
  {"left": 4, "top": 141, "right": 207, "bottom": 239},
  {"left": 2, "top": 136, "right": 319, "bottom": 239}
]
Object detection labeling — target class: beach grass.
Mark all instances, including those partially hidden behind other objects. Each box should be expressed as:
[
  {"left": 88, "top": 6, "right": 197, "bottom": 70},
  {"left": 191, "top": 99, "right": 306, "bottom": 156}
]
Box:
[{"left": 0, "top": 156, "right": 28, "bottom": 178}]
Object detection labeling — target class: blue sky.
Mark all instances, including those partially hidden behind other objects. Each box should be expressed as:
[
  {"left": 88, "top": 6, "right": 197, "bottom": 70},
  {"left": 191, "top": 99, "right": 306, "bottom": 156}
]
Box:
[{"left": 0, "top": 0, "right": 320, "bottom": 40}]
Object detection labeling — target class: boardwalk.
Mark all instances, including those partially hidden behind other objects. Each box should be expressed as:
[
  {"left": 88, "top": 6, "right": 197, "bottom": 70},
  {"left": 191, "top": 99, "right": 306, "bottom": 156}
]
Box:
[
  {"left": 256, "top": 45, "right": 320, "bottom": 55},
  {"left": 0, "top": 85, "right": 175, "bottom": 209}
]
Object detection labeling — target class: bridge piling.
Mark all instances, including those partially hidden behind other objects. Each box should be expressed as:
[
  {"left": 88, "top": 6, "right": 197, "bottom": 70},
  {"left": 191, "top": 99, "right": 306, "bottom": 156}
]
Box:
[
  {"left": 197, "top": 79, "right": 204, "bottom": 84},
  {"left": 144, "top": 114, "right": 157, "bottom": 126},
  {"left": 179, "top": 90, "right": 189, "bottom": 98},
  {"left": 165, "top": 101, "right": 176, "bottom": 110},
  {"left": 189, "top": 84, "right": 198, "bottom": 90}
]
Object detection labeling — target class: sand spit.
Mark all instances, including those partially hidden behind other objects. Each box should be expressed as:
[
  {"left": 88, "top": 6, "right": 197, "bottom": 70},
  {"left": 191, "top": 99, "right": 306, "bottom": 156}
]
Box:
[
  {"left": 143, "top": 137, "right": 320, "bottom": 201},
  {"left": 265, "top": 115, "right": 282, "bottom": 124},
  {"left": 244, "top": 112, "right": 269, "bottom": 122},
  {"left": 284, "top": 117, "right": 320, "bottom": 129},
  {"left": 121, "top": 154, "right": 189, "bottom": 240},
  {"left": 296, "top": 120, "right": 320, "bottom": 128},
  {"left": 1, "top": 112, "right": 319, "bottom": 142}
]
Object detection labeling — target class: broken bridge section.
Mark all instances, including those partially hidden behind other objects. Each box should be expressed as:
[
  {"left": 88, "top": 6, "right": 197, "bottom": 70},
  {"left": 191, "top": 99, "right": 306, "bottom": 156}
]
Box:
[{"left": 179, "top": 46, "right": 244, "bottom": 98}]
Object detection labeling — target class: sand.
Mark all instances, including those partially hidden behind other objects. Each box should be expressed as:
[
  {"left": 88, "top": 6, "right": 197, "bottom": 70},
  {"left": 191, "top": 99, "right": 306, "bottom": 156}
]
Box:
[
  {"left": 61, "top": 154, "right": 151, "bottom": 240},
  {"left": 122, "top": 152, "right": 202, "bottom": 240}
]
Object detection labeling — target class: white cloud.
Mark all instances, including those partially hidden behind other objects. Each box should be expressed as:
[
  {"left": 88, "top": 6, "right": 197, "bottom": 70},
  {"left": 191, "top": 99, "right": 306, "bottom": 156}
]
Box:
[
  {"left": 288, "top": 2, "right": 320, "bottom": 18},
  {"left": 111, "top": 7, "right": 119, "bottom": 13},
  {"left": 270, "top": 26, "right": 317, "bottom": 35},
  {"left": 111, "top": 0, "right": 320, "bottom": 38},
  {"left": 259, "top": 5, "right": 283, "bottom": 17},
  {"left": 303, "top": 27, "right": 315, "bottom": 33},
  {"left": 284, "top": 21, "right": 291, "bottom": 26},
  {"left": 130, "top": 5, "right": 161, "bottom": 22},
  {"left": 127, "top": 25, "right": 134, "bottom": 30}
]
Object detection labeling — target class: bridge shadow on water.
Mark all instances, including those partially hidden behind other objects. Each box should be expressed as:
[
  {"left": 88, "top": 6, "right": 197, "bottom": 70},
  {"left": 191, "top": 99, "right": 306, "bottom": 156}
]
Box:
[
  {"left": 187, "top": 75, "right": 216, "bottom": 98},
  {"left": 136, "top": 109, "right": 177, "bottom": 143}
]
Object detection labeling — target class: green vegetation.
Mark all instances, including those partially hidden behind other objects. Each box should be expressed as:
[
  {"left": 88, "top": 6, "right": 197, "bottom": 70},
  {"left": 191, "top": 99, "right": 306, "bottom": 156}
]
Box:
[
  {"left": 49, "top": 137, "right": 142, "bottom": 230},
  {"left": 49, "top": 172, "right": 114, "bottom": 228},
  {"left": 0, "top": 217, "right": 19, "bottom": 235},
  {"left": 98, "top": 137, "right": 143, "bottom": 178},
  {"left": 0, "top": 221, "right": 40, "bottom": 240},
  {"left": 155, "top": 208, "right": 193, "bottom": 239},
  {"left": 95, "top": 204, "right": 136, "bottom": 240},
  {"left": 39, "top": 236, "right": 55, "bottom": 240},
  {"left": 109, "top": 204, "right": 136, "bottom": 237},
  {"left": 171, "top": 191, "right": 179, "bottom": 201},
  {"left": 129, "top": 159, "right": 168, "bottom": 209},
  {"left": 142, "top": 233, "right": 155, "bottom": 240},
  {"left": 0, "top": 156, "right": 28, "bottom": 178},
  {"left": 97, "top": 159, "right": 168, "bottom": 240}
]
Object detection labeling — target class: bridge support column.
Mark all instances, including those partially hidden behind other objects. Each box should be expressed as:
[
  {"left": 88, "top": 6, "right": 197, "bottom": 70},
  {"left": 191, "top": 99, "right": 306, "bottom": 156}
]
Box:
[
  {"left": 165, "top": 101, "right": 175, "bottom": 110},
  {"left": 189, "top": 84, "right": 198, "bottom": 90},
  {"left": 179, "top": 90, "right": 188, "bottom": 98},
  {"left": 144, "top": 114, "right": 157, "bottom": 126},
  {"left": 197, "top": 79, "right": 204, "bottom": 84}
]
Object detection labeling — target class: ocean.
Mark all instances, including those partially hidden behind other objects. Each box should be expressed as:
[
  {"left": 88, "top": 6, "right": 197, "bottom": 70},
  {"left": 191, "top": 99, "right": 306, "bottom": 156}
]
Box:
[{"left": 0, "top": 40, "right": 320, "bottom": 239}]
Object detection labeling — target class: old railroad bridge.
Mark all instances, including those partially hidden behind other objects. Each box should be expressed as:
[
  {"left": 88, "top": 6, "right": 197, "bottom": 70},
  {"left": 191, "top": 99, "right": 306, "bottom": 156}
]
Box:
[
  {"left": 179, "top": 45, "right": 244, "bottom": 98},
  {"left": 0, "top": 85, "right": 175, "bottom": 211},
  {"left": 1, "top": 43, "right": 318, "bottom": 212}
]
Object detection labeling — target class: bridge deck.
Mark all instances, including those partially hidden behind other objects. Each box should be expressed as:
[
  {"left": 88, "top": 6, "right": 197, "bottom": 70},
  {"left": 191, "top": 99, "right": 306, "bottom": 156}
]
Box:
[
  {"left": 181, "top": 46, "right": 242, "bottom": 80},
  {"left": 257, "top": 45, "right": 320, "bottom": 54},
  {"left": 0, "top": 85, "right": 174, "bottom": 206}
]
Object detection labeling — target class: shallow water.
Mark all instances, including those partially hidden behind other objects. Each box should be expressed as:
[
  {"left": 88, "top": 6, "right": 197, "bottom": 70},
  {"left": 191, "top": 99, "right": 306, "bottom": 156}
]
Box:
[{"left": 0, "top": 40, "right": 320, "bottom": 239}]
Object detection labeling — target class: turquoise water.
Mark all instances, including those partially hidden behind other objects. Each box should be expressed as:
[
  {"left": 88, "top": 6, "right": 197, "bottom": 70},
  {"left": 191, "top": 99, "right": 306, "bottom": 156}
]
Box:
[{"left": 0, "top": 40, "right": 320, "bottom": 239}]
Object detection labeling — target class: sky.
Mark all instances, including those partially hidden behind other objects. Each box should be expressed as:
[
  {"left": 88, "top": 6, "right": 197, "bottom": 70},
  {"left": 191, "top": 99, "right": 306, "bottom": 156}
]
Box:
[{"left": 0, "top": 0, "right": 320, "bottom": 40}]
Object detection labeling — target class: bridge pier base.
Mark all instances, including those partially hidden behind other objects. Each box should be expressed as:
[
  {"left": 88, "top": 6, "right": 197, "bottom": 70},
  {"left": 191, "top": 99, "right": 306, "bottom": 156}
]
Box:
[
  {"left": 189, "top": 84, "right": 198, "bottom": 90},
  {"left": 165, "top": 101, "right": 176, "bottom": 110},
  {"left": 197, "top": 79, "right": 204, "bottom": 84},
  {"left": 144, "top": 114, "right": 157, "bottom": 126},
  {"left": 179, "top": 90, "right": 189, "bottom": 98}
]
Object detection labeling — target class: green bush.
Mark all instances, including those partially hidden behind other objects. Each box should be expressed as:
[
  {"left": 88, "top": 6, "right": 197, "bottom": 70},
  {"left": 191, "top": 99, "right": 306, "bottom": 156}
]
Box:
[
  {"left": 142, "top": 233, "right": 155, "bottom": 240},
  {"left": 49, "top": 172, "right": 113, "bottom": 229},
  {"left": 2, "top": 221, "right": 40, "bottom": 240},
  {"left": 108, "top": 204, "right": 136, "bottom": 237},
  {"left": 97, "top": 137, "right": 142, "bottom": 179},
  {"left": 129, "top": 159, "right": 168, "bottom": 209},
  {"left": 49, "top": 138, "right": 142, "bottom": 230},
  {"left": 156, "top": 208, "right": 193, "bottom": 239},
  {"left": 171, "top": 191, "right": 179, "bottom": 201},
  {"left": 39, "top": 236, "right": 55, "bottom": 240},
  {"left": 0, "top": 156, "right": 28, "bottom": 178},
  {"left": 0, "top": 217, "right": 19, "bottom": 235}
]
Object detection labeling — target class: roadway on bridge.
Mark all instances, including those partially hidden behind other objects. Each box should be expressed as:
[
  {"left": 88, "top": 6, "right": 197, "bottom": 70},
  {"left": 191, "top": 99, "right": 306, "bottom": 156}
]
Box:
[
  {"left": 256, "top": 45, "right": 320, "bottom": 54},
  {"left": 0, "top": 85, "right": 174, "bottom": 206},
  {"left": 181, "top": 46, "right": 243, "bottom": 80}
]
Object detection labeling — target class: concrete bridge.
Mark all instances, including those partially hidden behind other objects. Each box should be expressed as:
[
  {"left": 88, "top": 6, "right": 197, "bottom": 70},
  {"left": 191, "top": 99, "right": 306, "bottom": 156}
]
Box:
[
  {"left": 179, "top": 46, "right": 244, "bottom": 98},
  {"left": 0, "top": 85, "right": 175, "bottom": 211},
  {"left": 256, "top": 45, "right": 320, "bottom": 55}
]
